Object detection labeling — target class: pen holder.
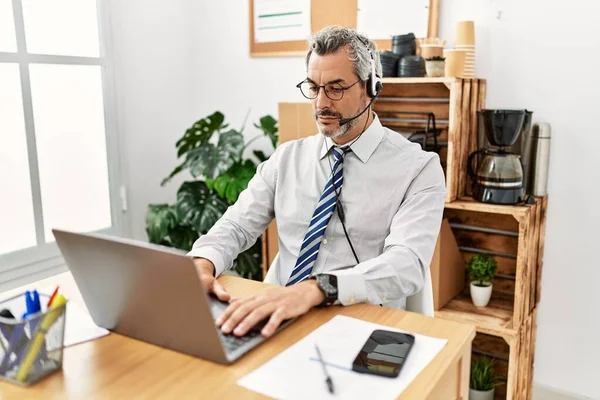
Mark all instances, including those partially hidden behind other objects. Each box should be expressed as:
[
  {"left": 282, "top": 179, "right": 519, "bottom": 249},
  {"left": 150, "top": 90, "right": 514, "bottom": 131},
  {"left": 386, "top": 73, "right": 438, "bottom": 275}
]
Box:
[{"left": 0, "top": 293, "right": 67, "bottom": 386}]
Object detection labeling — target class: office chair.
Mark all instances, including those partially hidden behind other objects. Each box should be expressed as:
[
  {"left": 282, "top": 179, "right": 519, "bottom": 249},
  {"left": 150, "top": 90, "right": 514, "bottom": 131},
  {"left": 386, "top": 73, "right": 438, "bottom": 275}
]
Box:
[
  {"left": 405, "top": 265, "right": 434, "bottom": 317},
  {"left": 264, "top": 253, "right": 435, "bottom": 317}
]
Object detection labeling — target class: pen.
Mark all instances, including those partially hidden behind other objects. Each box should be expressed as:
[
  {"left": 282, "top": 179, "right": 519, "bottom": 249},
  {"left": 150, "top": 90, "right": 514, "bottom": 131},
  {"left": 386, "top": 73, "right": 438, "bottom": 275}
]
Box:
[
  {"left": 47, "top": 286, "right": 60, "bottom": 308},
  {"left": 315, "top": 344, "right": 335, "bottom": 394},
  {"left": 15, "top": 293, "right": 67, "bottom": 382}
]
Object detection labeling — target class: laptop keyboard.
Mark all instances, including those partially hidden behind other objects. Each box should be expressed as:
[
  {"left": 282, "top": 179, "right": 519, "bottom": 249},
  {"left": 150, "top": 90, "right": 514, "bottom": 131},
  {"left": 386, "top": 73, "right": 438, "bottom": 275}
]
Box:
[{"left": 218, "top": 328, "right": 261, "bottom": 353}]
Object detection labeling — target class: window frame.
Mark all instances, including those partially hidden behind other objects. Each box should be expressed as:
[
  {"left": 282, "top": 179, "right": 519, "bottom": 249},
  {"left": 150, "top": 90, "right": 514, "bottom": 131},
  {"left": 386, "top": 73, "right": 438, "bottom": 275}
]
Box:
[{"left": 0, "top": 0, "right": 125, "bottom": 290}]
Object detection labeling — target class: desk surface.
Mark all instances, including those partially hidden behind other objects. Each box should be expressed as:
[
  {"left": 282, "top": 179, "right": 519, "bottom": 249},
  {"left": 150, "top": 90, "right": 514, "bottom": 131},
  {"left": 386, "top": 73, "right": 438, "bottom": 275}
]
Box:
[{"left": 0, "top": 274, "right": 475, "bottom": 399}]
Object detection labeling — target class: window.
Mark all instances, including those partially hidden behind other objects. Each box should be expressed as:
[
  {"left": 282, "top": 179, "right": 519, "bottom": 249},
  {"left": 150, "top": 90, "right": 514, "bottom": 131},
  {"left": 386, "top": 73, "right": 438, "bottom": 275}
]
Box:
[{"left": 0, "top": 0, "right": 123, "bottom": 288}]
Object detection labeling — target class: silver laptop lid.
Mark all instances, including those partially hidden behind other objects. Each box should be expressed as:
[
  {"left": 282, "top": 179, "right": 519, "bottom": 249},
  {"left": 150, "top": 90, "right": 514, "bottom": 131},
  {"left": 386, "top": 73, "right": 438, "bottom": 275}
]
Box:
[{"left": 52, "top": 229, "right": 229, "bottom": 364}]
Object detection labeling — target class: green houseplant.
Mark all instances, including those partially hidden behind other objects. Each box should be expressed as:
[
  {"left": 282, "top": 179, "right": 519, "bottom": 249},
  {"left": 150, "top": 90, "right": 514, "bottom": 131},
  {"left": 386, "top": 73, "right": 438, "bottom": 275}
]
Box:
[
  {"left": 467, "top": 254, "right": 498, "bottom": 307},
  {"left": 470, "top": 356, "right": 502, "bottom": 400},
  {"left": 145, "top": 111, "right": 278, "bottom": 281}
]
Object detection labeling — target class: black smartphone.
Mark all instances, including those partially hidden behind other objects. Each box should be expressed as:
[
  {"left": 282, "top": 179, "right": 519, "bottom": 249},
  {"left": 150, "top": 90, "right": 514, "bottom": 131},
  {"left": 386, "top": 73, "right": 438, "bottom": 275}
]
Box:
[{"left": 351, "top": 329, "right": 415, "bottom": 378}]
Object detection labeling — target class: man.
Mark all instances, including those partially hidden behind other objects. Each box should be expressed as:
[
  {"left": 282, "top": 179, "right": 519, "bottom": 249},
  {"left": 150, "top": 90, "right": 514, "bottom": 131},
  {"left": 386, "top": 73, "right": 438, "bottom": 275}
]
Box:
[{"left": 188, "top": 26, "right": 446, "bottom": 339}]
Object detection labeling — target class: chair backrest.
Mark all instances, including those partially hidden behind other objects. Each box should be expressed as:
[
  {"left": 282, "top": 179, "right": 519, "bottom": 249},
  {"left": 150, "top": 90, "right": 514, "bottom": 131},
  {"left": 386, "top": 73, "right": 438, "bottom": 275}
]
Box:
[
  {"left": 405, "top": 266, "right": 434, "bottom": 317},
  {"left": 263, "top": 253, "right": 280, "bottom": 285}
]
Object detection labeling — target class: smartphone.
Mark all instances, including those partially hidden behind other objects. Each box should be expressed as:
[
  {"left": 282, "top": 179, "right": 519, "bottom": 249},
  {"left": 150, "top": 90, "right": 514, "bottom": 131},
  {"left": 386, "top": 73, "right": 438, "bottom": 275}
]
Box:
[{"left": 351, "top": 329, "right": 415, "bottom": 378}]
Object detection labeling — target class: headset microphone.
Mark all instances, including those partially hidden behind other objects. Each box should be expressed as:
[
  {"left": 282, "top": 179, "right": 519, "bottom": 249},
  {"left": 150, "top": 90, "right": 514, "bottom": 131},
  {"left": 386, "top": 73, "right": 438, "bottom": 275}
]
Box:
[{"left": 338, "top": 95, "right": 377, "bottom": 127}]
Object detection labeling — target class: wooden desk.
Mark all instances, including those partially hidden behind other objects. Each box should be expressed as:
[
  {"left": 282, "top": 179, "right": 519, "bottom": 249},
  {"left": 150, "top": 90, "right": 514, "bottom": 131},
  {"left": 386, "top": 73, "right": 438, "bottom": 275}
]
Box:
[{"left": 0, "top": 274, "right": 475, "bottom": 399}]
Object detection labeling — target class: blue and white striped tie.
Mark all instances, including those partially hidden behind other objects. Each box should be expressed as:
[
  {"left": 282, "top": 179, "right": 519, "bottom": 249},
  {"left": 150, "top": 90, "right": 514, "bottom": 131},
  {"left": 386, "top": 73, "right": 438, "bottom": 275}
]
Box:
[{"left": 287, "top": 146, "right": 350, "bottom": 285}]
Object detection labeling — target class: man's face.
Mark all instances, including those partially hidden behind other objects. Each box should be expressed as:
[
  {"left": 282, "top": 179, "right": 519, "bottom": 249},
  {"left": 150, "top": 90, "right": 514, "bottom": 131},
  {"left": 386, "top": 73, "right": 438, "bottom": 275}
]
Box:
[{"left": 306, "top": 48, "right": 367, "bottom": 140}]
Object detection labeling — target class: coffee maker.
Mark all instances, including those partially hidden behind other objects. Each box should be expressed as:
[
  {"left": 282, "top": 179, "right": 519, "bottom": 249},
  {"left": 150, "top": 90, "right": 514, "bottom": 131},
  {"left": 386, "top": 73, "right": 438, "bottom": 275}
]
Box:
[{"left": 468, "top": 109, "right": 533, "bottom": 205}]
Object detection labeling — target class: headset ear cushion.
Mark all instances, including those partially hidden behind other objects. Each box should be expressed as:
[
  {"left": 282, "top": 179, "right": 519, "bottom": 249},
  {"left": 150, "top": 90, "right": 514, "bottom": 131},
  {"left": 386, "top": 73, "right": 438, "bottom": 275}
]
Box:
[
  {"left": 366, "top": 74, "right": 375, "bottom": 98},
  {"left": 374, "top": 76, "right": 383, "bottom": 97}
]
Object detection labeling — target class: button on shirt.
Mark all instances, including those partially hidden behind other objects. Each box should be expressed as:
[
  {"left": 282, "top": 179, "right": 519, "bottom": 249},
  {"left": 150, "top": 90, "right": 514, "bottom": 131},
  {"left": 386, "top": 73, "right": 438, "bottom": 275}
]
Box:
[{"left": 188, "top": 114, "right": 446, "bottom": 309}]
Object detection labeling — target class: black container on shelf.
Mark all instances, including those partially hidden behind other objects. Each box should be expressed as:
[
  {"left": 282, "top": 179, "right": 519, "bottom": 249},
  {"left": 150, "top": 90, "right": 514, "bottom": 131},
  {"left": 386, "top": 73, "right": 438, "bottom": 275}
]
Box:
[
  {"left": 380, "top": 51, "right": 402, "bottom": 77},
  {"left": 392, "top": 33, "right": 416, "bottom": 57},
  {"left": 398, "top": 55, "right": 425, "bottom": 77}
]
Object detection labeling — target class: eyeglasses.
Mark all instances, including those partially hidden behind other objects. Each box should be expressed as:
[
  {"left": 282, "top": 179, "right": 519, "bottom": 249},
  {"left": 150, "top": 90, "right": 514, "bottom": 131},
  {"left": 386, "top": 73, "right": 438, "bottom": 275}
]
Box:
[{"left": 296, "top": 78, "right": 362, "bottom": 101}]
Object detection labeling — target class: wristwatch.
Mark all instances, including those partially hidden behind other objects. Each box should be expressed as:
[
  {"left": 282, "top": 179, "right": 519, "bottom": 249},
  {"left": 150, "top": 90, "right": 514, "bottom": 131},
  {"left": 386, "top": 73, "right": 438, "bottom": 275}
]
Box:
[{"left": 311, "top": 274, "right": 338, "bottom": 307}]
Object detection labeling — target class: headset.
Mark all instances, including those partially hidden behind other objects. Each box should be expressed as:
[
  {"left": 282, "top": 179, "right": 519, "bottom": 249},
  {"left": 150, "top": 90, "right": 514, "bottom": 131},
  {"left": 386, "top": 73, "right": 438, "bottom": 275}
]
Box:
[
  {"left": 327, "top": 35, "right": 382, "bottom": 264},
  {"left": 338, "top": 36, "right": 383, "bottom": 126},
  {"left": 362, "top": 37, "right": 383, "bottom": 99}
]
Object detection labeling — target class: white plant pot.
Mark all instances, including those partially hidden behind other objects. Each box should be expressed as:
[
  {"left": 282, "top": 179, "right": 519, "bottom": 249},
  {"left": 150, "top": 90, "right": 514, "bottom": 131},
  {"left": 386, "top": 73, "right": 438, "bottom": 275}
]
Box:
[
  {"left": 470, "top": 282, "right": 492, "bottom": 307},
  {"left": 425, "top": 60, "right": 445, "bottom": 77},
  {"left": 469, "top": 388, "right": 495, "bottom": 400}
]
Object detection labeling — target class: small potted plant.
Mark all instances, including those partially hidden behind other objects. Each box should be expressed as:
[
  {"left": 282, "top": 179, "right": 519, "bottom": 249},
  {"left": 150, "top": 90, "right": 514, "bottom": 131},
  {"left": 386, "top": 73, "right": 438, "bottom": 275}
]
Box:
[
  {"left": 425, "top": 56, "right": 445, "bottom": 77},
  {"left": 467, "top": 254, "right": 497, "bottom": 307},
  {"left": 470, "top": 356, "right": 502, "bottom": 400}
]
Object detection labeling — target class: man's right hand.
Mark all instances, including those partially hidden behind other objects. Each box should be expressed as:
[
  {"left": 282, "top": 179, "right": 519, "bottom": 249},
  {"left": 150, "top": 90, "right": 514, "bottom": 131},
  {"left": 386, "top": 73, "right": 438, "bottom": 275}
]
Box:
[{"left": 193, "top": 258, "right": 230, "bottom": 301}]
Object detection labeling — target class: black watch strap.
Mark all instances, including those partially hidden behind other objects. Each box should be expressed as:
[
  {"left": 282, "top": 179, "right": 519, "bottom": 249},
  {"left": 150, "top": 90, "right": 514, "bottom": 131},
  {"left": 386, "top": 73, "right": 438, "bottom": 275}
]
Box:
[{"left": 313, "top": 274, "right": 338, "bottom": 307}]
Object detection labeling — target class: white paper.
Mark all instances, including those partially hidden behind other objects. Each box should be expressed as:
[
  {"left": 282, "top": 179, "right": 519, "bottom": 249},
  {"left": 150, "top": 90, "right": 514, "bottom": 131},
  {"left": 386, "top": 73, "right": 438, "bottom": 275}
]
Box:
[
  {"left": 237, "top": 315, "right": 447, "bottom": 400},
  {"left": 357, "top": 0, "right": 429, "bottom": 39},
  {"left": 254, "top": 0, "right": 311, "bottom": 43},
  {"left": 40, "top": 288, "right": 109, "bottom": 347}
]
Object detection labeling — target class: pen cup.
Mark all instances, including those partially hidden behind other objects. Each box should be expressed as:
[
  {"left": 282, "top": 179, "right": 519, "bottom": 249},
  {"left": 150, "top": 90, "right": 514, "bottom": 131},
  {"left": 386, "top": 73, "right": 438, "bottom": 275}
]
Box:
[{"left": 0, "top": 292, "right": 67, "bottom": 386}]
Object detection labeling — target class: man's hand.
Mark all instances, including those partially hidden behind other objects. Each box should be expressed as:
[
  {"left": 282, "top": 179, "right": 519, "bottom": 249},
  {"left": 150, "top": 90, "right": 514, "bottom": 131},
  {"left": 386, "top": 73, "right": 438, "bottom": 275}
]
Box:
[
  {"left": 216, "top": 280, "right": 325, "bottom": 338},
  {"left": 193, "top": 258, "right": 230, "bottom": 302}
]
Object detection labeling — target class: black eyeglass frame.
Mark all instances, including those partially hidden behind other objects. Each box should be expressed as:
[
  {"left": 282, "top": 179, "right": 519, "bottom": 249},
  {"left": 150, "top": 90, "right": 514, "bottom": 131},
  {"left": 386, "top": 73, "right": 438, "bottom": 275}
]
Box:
[{"left": 296, "top": 78, "right": 362, "bottom": 101}]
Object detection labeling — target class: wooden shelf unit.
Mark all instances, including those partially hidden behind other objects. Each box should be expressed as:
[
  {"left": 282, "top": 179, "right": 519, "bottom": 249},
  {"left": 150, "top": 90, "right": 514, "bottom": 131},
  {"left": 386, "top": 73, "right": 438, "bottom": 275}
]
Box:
[
  {"left": 432, "top": 196, "right": 547, "bottom": 400},
  {"left": 471, "top": 308, "right": 538, "bottom": 400},
  {"left": 435, "top": 196, "right": 547, "bottom": 338},
  {"left": 374, "top": 77, "right": 486, "bottom": 203}
]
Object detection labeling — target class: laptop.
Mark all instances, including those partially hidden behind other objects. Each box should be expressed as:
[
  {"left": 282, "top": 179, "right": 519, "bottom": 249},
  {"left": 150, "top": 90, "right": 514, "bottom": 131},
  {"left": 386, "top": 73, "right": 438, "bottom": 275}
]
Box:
[{"left": 52, "top": 229, "right": 294, "bottom": 364}]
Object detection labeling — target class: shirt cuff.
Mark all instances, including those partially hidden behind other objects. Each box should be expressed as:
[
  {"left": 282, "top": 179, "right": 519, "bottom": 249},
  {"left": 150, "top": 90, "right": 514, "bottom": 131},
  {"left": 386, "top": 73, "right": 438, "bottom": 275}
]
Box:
[
  {"left": 327, "top": 270, "right": 367, "bottom": 306},
  {"left": 187, "top": 247, "right": 227, "bottom": 277}
]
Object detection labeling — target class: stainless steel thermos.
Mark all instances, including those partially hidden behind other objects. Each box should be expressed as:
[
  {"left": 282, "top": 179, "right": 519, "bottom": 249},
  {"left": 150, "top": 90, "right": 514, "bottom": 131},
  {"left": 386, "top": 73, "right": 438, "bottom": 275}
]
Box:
[{"left": 527, "top": 122, "right": 551, "bottom": 196}]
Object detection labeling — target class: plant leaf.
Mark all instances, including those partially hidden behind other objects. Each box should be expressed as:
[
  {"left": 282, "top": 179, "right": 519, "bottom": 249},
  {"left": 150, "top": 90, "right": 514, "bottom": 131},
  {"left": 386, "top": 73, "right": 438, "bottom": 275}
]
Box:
[
  {"left": 225, "top": 180, "right": 244, "bottom": 203},
  {"left": 470, "top": 356, "right": 499, "bottom": 391},
  {"left": 175, "top": 111, "right": 226, "bottom": 158},
  {"left": 161, "top": 163, "right": 185, "bottom": 187},
  {"left": 254, "top": 115, "right": 278, "bottom": 148},
  {"left": 253, "top": 150, "right": 268, "bottom": 163},
  {"left": 467, "top": 253, "right": 498, "bottom": 283},
  {"left": 215, "top": 161, "right": 257, "bottom": 203},
  {"left": 187, "top": 143, "right": 216, "bottom": 178},
  {"left": 213, "top": 175, "right": 230, "bottom": 199},
  {"left": 167, "top": 224, "right": 199, "bottom": 251},
  {"left": 218, "top": 128, "right": 244, "bottom": 156},
  {"left": 204, "top": 177, "right": 216, "bottom": 191},
  {"left": 146, "top": 204, "right": 179, "bottom": 244},
  {"left": 175, "top": 181, "right": 229, "bottom": 234},
  {"left": 233, "top": 240, "right": 262, "bottom": 280},
  {"left": 185, "top": 129, "right": 244, "bottom": 179}
]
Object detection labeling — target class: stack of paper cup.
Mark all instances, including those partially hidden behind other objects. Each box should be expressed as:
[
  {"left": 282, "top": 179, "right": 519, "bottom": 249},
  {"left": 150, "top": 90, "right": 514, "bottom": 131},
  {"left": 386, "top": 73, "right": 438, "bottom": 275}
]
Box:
[
  {"left": 443, "top": 49, "right": 467, "bottom": 78},
  {"left": 455, "top": 21, "right": 475, "bottom": 77}
]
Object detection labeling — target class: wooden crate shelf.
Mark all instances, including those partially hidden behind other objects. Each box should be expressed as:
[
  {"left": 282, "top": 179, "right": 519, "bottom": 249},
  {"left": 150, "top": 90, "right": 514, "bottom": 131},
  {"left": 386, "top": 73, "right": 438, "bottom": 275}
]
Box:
[
  {"left": 435, "top": 196, "right": 547, "bottom": 337},
  {"left": 437, "top": 294, "right": 515, "bottom": 337},
  {"left": 374, "top": 77, "right": 486, "bottom": 203},
  {"left": 471, "top": 308, "right": 538, "bottom": 400}
]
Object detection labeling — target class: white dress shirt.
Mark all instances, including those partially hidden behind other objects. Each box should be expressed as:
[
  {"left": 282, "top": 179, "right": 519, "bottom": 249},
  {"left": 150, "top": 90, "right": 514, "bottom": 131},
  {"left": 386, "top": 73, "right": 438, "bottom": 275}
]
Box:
[{"left": 188, "top": 114, "right": 446, "bottom": 309}]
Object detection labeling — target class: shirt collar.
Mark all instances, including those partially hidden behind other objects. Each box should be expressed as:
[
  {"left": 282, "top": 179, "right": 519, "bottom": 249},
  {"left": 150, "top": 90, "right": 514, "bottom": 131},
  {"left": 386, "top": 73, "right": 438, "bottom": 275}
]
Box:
[{"left": 319, "top": 113, "right": 384, "bottom": 163}]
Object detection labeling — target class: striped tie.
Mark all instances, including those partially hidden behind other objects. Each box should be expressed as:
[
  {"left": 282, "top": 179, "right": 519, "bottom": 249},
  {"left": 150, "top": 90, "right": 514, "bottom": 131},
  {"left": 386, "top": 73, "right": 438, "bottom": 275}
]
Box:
[{"left": 287, "top": 146, "right": 350, "bottom": 285}]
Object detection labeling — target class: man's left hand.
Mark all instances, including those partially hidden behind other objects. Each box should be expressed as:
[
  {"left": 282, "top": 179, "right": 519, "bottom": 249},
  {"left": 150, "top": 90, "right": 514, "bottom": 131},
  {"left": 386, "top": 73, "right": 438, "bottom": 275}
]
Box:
[{"left": 216, "top": 279, "right": 325, "bottom": 338}]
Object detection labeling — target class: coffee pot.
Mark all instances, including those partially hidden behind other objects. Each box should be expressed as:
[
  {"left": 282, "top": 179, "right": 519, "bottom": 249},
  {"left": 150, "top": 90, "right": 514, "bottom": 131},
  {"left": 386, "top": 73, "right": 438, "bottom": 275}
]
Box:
[{"left": 468, "top": 110, "right": 530, "bottom": 205}]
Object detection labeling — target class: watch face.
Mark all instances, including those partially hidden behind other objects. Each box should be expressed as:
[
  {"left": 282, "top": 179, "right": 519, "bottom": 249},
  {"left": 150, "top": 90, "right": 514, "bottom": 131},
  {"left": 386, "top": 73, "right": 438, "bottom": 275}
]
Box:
[{"left": 317, "top": 274, "right": 337, "bottom": 296}]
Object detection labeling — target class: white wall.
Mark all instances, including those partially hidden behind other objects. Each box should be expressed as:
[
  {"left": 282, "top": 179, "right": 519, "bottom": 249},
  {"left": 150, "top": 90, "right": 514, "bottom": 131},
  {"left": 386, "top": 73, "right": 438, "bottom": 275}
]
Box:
[
  {"left": 110, "top": 1, "right": 600, "bottom": 398},
  {"left": 188, "top": 2, "right": 306, "bottom": 157},
  {"left": 108, "top": 0, "right": 198, "bottom": 239}
]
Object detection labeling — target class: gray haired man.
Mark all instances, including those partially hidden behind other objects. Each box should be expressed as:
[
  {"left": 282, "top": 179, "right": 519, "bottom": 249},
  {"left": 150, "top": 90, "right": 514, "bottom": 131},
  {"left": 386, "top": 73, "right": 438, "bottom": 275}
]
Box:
[{"left": 189, "top": 26, "right": 446, "bottom": 338}]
